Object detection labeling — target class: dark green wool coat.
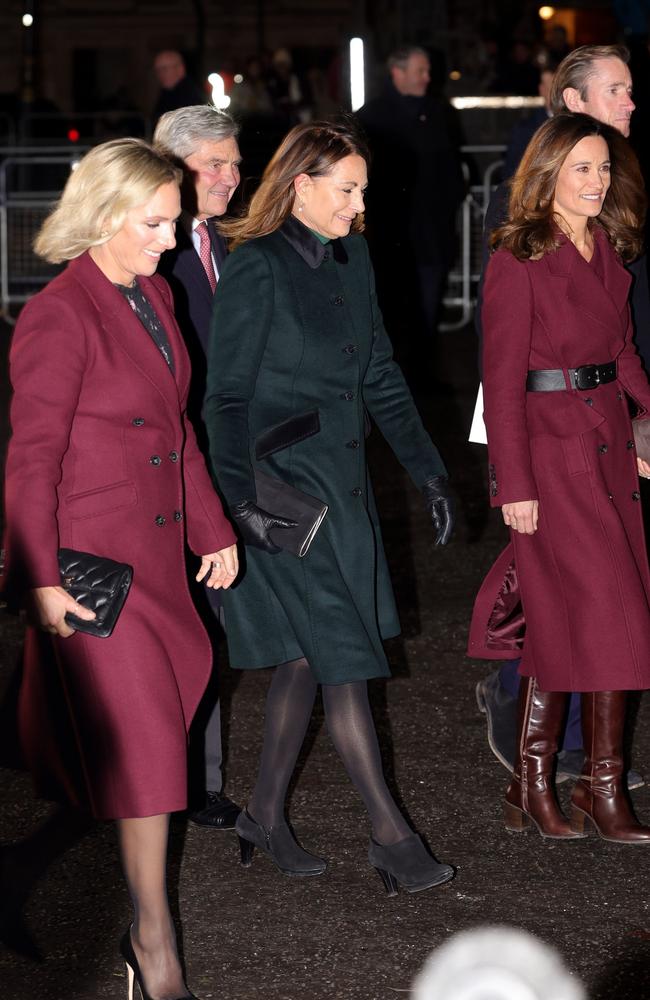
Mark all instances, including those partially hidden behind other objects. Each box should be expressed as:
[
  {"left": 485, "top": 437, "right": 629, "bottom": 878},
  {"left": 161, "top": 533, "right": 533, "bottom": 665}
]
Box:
[{"left": 205, "top": 216, "right": 446, "bottom": 683}]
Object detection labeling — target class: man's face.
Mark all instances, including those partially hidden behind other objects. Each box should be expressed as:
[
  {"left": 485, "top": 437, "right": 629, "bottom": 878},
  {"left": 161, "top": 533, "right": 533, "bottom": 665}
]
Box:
[
  {"left": 566, "top": 57, "right": 635, "bottom": 137},
  {"left": 392, "top": 53, "right": 431, "bottom": 97},
  {"left": 184, "top": 137, "right": 241, "bottom": 220},
  {"left": 154, "top": 51, "right": 185, "bottom": 90}
]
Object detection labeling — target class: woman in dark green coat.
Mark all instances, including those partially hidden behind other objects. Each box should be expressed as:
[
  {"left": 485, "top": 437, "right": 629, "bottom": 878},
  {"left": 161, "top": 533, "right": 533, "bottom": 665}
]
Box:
[{"left": 205, "top": 120, "right": 454, "bottom": 895}]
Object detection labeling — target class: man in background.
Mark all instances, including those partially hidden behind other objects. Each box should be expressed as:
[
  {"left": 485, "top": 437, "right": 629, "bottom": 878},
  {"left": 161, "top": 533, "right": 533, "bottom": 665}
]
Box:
[
  {"left": 154, "top": 105, "right": 242, "bottom": 829},
  {"left": 153, "top": 50, "right": 205, "bottom": 124},
  {"left": 357, "top": 46, "right": 465, "bottom": 387}
]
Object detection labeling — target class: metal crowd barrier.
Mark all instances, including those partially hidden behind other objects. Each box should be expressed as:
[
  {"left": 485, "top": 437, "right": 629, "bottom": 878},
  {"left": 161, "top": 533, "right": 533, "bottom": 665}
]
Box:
[{"left": 0, "top": 145, "right": 506, "bottom": 322}]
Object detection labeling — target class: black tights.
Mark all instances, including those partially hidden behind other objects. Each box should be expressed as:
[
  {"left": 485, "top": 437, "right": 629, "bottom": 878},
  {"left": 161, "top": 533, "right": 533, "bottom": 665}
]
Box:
[{"left": 247, "top": 658, "right": 411, "bottom": 845}]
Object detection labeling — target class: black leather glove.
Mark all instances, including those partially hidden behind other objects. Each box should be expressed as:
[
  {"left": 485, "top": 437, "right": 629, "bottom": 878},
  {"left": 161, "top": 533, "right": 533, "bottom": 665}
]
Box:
[
  {"left": 421, "top": 475, "right": 454, "bottom": 546},
  {"left": 231, "top": 500, "right": 297, "bottom": 554}
]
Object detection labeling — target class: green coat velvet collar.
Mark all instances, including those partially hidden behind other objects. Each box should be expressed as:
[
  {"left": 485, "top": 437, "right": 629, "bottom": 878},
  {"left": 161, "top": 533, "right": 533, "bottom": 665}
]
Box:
[{"left": 279, "top": 215, "right": 348, "bottom": 268}]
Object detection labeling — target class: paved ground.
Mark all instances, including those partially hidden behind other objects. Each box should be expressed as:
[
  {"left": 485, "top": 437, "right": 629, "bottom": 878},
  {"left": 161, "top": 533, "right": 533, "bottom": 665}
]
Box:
[{"left": 1, "top": 320, "right": 650, "bottom": 1000}]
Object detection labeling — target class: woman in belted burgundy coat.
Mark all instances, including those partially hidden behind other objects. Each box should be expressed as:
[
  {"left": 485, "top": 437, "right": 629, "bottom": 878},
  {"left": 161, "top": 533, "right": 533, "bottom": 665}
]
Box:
[
  {"left": 2, "top": 139, "right": 237, "bottom": 998},
  {"left": 469, "top": 114, "right": 650, "bottom": 845}
]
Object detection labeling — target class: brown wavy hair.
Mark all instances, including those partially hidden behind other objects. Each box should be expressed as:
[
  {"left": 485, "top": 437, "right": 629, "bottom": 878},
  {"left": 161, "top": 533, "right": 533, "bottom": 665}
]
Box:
[
  {"left": 219, "top": 119, "right": 370, "bottom": 249},
  {"left": 491, "top": 113, "right": 646, "bottom": 262}
]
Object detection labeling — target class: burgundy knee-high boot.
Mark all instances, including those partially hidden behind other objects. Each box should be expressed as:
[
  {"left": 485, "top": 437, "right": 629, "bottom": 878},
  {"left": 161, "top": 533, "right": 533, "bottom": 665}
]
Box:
[
  {"left": 504, "top": 676, "right": 584, "bottom": 839},
  {"left": 570, "top": 691, "right": 650, "bottom": 844}
]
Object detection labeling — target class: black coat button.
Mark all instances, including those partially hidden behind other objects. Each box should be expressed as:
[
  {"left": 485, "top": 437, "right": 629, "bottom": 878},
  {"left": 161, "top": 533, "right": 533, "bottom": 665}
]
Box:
[
  {"left": 346, "top": 439, "right": 360, "bottom": 449},
  {"left": 169, "top": 451, "right": 179, "bottom": 463},
  {"left": 342, "top": 344, "right": 357, "bottom": 355},
  {"left": 599, "top": 444, "right": 608, "bottom": 454},
  {"left": 351, "top": 487, "right": 362, "bottom": 497},
  {"left": 174, "top": 510, "right": 183, "bottom": 521},
  {"left": 155, "top": 515, "right": 166, "bottom": 526},
  {"left": 150, "top": 455, "right": 162, "bottom": 466},
  {"left": 341, "top": 391, "right": 355, "bottom": 401},
  {"left": 132, "top": 417, "right": 145, "bottom": 426},
  {"left": 627, "top": 440, "right": 635, "bottom": 449},
  {"left": 323, "top": 250, "right": 330, "bottom": 262},
  {"left": 633, "top": 491, "right": 641, "bottom": 501},
  {"left": 333, "top": 295, "right": 344, "bottom": 306},
  {"left": 584, "top": 397, "right": 593, "bottom": 406}
]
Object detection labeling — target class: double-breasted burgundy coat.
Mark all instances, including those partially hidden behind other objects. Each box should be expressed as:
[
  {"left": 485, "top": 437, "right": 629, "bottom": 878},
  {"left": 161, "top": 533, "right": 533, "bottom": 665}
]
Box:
[
  {"left": 468, "top": 229, "right": 650, "bottom": 692},
  {"left": 3, "top": 252, "right": 235, "bottom": 819}
]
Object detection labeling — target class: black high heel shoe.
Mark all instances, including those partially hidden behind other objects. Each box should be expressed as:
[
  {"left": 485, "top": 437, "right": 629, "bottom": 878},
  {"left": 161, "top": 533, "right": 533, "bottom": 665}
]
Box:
[
  {"left": 368, "top": 834, "right": 455, "bottom": 896},
  {"left": 235, "top": 809, "right": 327, "bottom": 876},
  {"left": 119, "top": 926, "right": 198, "bottom": 1000}
]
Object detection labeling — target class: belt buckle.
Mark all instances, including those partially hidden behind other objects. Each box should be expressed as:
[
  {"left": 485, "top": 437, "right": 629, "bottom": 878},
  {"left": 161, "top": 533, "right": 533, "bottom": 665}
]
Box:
[{"left": 575, "top": 364, "right": 599, "bottom": 390}]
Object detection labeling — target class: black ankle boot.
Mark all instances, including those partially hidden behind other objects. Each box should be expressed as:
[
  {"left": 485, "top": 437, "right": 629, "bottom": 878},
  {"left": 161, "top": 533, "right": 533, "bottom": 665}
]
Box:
[
  {"left": 368, "top": 834, "right": 454, "bottom": 895},
  {"left": 235, "top": 809, "right": 327, "bottom": 876}
]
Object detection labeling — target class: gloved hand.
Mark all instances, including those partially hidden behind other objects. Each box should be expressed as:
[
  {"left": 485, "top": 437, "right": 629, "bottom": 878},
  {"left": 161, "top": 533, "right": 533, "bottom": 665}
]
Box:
[
  {"left": 421, "top": 475, "right": 454, "bottom": 546},
  {"left": 231, "top": 500, "right": 297, "bottom": 554}
]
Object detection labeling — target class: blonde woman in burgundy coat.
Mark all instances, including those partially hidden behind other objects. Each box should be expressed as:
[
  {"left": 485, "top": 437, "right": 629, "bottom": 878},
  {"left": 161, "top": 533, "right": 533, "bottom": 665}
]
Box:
[{"left": 2, "top": 139, "right": 237, "bottom": 999}]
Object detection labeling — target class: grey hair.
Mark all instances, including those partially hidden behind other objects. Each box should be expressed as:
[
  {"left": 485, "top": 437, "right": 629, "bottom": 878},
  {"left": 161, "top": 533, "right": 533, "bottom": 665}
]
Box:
[
  {"left": 387, "top": 46, "right": 429, "bottom": 71},
  {"left": 153, "top": 104, "right": 240, "bottom": 160}
]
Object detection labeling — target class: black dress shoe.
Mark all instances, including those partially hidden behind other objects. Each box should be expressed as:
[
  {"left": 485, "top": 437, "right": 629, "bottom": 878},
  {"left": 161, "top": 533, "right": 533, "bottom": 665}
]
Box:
[
  {"left": 189, "top": 792, "right": 241, "bottom": 830},
  {"left": 475, "top": 670, "right": 517, "bottom": 772}
]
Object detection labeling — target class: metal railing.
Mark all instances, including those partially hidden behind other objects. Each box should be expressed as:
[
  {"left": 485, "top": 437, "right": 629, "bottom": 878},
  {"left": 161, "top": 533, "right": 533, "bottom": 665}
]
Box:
[{"left": 0, "top": 144, "right": 506, "bottom": 321}]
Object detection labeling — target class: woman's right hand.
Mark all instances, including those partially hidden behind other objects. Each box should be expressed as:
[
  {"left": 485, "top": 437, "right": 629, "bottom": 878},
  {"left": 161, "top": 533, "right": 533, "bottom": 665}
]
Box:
[
  {"left": 502, "top": 500, "right": 539, "bottom": 535},
  {"left": 27, "top": 586, "right": 96, "bottom": 638}
]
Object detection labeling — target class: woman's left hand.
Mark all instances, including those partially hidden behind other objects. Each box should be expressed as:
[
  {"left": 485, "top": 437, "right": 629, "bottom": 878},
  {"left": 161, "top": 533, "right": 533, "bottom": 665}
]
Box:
[
  {"left": 637, "top": 456, "right": 650, "bottom": 480},
  {"left": 197, "top": 544, "right": 239, "bottom": 589}
]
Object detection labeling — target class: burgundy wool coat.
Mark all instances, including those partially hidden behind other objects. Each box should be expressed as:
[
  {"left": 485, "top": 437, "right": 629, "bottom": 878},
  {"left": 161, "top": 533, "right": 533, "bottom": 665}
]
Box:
[
  {"left": 468, "top": 228, "right": 650, "bottom": 692},
  {"left": 3, "top": 251, "right": 236, "bottom": 819}
]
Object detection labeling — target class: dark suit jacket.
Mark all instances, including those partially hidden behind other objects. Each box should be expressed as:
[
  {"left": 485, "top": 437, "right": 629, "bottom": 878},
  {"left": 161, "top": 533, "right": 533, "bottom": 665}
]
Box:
[{"left": 157, "top": 218, "right": 227, "bottom": 445}]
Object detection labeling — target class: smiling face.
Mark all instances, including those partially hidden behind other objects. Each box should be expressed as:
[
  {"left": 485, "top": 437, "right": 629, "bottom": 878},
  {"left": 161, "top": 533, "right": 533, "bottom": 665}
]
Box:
[
  {"left": 293, "top": 154, "right": 367, "bottom": 240},
  {"left": 552, "top": 134, "right": 611, "bottom": 233},
  {"left": 183, "top": 137, "right": 241, "bottom": 220},
  {"left": 565, "top": 57, "right": 635, "bottom": 137},
  {"left": 91, "top": 180, "right": 180, "bottom": 286}
]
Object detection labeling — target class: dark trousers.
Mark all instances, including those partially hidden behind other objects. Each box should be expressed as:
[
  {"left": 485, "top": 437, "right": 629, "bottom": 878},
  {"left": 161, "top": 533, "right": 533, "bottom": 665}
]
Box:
[{"left": 498, "top": 660, "right": 583, "bottom": 751}]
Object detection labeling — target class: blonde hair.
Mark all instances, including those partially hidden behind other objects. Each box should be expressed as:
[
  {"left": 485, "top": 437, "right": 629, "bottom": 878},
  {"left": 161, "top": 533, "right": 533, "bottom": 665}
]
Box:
[
  {"left": 34, "top": 138, "right": 182, "bottom": 264},
  {"left": 220, "top": 119, "right": 369, "bottom": 249},
  {"left": 491, "top": 113, "right": 646, "bottom": 263}
]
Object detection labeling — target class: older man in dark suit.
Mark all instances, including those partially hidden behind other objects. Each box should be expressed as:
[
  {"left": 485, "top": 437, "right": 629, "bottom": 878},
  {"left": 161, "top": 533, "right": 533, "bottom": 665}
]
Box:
[{"left": 154, "top": 105, "right": 242, "bottom": 829}]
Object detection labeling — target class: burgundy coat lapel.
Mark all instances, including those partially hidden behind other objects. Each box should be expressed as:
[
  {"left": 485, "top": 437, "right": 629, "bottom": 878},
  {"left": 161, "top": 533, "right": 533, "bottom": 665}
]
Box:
[
  {"left": 67, "top": 253, "right": 183, "bottom": 416},
  {"left": 546, "top": 230, "right": 630, "bottom": 346}
]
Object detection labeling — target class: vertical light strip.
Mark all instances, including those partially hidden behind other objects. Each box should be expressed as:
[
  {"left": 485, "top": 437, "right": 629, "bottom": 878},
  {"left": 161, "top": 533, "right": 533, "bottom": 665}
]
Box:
[{"left": 350, "top": 37, "right": 365, "bottom": 112}]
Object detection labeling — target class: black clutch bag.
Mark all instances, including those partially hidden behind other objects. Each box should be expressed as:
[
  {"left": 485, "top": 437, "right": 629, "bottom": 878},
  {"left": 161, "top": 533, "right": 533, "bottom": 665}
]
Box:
[
  {"left": 254, "top": 469, "right": 328, "bottom": 558},
  {"left": 58, "top": 548, "right": 133, "bottom": 638}
]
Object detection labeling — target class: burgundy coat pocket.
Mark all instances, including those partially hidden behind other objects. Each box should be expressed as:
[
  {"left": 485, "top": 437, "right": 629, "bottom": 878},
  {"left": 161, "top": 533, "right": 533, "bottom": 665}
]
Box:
[{"left": 64, "top": 480, "right": 138, "bottom": 520}]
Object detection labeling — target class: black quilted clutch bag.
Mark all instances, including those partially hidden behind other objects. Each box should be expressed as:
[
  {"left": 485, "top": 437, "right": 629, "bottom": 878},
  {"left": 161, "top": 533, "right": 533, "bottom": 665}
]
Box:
[{"left": 58, "top": 548, "right": 133, "bottom": 638}]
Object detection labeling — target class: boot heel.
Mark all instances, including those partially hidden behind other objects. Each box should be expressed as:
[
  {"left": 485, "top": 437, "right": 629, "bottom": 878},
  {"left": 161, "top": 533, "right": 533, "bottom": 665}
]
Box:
[
  {"left": 238, "top": 835, "right": 255, "bottom": 867},
  {"left": 374, "top": 866, "right": 399, "bottom": 896},
  {"left": 504, "top": 801, "right": 532, "bottom": 832},
  {"left": 570, "top": 807, "right": 590, "bottom": 835}
]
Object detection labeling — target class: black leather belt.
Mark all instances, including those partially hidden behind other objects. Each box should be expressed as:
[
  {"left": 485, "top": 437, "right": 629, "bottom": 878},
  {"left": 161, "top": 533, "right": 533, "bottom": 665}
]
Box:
[{"left": 526, "top": 361, "right": 617, "bottom": 392}]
